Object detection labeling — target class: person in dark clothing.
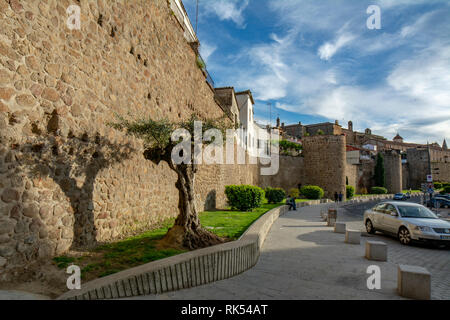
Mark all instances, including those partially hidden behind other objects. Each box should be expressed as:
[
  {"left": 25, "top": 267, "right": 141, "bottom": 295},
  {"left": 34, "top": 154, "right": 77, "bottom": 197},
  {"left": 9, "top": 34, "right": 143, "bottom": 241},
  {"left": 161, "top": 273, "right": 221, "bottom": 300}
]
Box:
[
  {"left": 287, "top": 195, "right": 297, "bottom": 211},
  {"left": 334, "top": 192, "right": 339, "bottom": 202},
  {"left": 338, "top": 192, "right": 343, "bottom": 202}
]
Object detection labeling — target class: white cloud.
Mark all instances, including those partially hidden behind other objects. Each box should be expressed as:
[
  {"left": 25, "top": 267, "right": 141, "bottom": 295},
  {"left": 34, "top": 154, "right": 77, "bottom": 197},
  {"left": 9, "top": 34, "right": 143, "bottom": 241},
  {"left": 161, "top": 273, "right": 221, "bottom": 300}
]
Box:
[
  {"left": 318, "top": 33, "right": 356, "bottom": 61},
  {"left": 387, "top": 43, "right": 450, "bottom": 108},
  {"left": 199, "top": 42, "right": 217, "bottom": 64},
  {"left": 200, "top": 0, "right": 450, "bottom": 144},
  {"left": 204, "top": 0, "right": 249, "bottom": 27}
]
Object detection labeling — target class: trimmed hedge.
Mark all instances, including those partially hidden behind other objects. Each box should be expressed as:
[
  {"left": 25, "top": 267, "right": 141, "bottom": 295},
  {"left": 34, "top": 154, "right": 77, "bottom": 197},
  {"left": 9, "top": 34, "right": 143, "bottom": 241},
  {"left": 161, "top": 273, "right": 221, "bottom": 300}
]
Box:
[
  {"left": 371, "top": 187, "right": 388, "bottom": 194},
  {"left": 288, "top": 188, "right": 300, "bottom": 198},
  {"left": 442, "top": 185, "right": 450, "bottom": 194},
  {"left": 434, "top": 182, "right": 443, "bottom": 190},
  {"left": 346, "top": 186, "right": 355, "bottom": 199},
  {"left": 265, "top": 187, "right": 286, "bottom": 204},
  {"left": 300, "top": 186, "right": 324, "bottom": 200},
  {"left": 225, "top": 185, "right": 265, "bottom": 211}
]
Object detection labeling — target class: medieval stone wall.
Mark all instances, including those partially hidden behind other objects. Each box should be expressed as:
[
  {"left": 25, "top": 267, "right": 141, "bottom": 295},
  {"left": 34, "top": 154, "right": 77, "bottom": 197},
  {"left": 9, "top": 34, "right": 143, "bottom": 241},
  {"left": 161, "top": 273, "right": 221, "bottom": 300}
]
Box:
[
  {"left": 383, "top": 150, "right": 402, "bottom": 193},
  {"left": 406, "top": 149, "right": 429, "bottom": 189},
  {"left": 302, "top": 135, "right": 346, "bottom": 199},
  {"left": 345, "top": 163, "right": 359, "bottom": 192},
  {"left": 259, "top": 156, "right": 304, "bottom": 192},
  {"left": 0, "top": 0, "right": 258, "bottom": 278},
  {"left": 402, "top": 163, "right": 409, "bottom": 190},
  {"left": 431, "top": 162, "right": 450, "bottom": 184}
]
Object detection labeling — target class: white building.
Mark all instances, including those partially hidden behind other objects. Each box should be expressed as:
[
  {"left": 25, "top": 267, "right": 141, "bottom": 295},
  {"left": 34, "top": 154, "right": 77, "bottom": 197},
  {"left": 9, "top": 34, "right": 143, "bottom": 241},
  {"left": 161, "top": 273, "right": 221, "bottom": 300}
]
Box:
[
  {"left": 235, "top": 90, "right": 271, "bottom": 159},
  {"left": 236, "top": 90, "right": 257, "bottom": 157}
]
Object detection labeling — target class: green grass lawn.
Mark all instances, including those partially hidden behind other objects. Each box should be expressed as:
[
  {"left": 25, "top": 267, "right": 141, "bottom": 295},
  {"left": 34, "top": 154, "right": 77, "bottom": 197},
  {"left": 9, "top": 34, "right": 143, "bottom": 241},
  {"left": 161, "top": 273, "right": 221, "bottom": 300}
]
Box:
[
  {"left": 54, "top": 201, "right": 282, "bottom": 281},
  {"left": 200, "top": 203, "right": 280, "bottom": 240}
]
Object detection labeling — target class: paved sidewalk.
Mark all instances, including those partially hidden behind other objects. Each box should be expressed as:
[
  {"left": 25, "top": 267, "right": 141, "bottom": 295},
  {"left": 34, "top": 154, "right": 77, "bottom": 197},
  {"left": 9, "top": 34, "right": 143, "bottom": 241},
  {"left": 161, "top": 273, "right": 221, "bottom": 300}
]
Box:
[
  {"left": 0, "top": 290, "right": 50, "bottom": 300},
  {"left": 132, "top": 204, "right": 449, "bottom": 300}
]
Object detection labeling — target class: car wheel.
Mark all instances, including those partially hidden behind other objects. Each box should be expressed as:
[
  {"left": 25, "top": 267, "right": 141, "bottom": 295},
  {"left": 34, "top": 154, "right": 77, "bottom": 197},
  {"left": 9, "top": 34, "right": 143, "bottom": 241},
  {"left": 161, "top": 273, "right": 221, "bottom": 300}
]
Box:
[
  {"left": 398, "top": 227, "right": 412, "bottom": 245},
  {"left": 366, "top": 220, "right": 376, "bottom": 234}
]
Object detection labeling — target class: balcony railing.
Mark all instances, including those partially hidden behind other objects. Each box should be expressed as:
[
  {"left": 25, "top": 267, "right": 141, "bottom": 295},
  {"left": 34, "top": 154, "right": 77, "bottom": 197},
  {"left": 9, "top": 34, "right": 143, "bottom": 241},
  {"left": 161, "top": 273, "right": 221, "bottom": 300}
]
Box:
[{"left": 197, "top": 54, "right": 215, "bottom": 88}]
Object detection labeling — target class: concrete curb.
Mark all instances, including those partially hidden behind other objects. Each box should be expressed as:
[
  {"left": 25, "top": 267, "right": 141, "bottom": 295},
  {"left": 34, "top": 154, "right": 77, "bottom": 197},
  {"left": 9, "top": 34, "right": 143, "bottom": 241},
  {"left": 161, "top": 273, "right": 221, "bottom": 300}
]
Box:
[
  {"left": 57, "top": 200, "right": 331, "bottom": 300},
  {"left": 342, "top": 193, "right": 422, "bottom": 206}
]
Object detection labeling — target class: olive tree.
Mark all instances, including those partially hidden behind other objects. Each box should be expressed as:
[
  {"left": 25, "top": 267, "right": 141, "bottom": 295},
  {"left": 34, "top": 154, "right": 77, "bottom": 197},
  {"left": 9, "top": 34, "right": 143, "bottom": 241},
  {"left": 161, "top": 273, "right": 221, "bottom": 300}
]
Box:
[{"left": 110, "top": 115, "right": 229, "bottom": 250}]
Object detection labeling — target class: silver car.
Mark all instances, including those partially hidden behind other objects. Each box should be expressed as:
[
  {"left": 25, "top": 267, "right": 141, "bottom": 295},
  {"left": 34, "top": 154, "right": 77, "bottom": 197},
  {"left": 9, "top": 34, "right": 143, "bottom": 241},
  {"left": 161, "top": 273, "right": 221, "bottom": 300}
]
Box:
[{"left": 364, "top": 201, "right": 450, "bottom": 246}]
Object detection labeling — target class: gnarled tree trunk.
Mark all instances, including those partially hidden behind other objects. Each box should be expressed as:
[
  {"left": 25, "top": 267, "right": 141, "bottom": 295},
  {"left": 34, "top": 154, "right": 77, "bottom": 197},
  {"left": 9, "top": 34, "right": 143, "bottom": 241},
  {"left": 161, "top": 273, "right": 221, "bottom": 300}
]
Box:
[{"left": 144, "top": 148, "right": 224, "bottom": 250}]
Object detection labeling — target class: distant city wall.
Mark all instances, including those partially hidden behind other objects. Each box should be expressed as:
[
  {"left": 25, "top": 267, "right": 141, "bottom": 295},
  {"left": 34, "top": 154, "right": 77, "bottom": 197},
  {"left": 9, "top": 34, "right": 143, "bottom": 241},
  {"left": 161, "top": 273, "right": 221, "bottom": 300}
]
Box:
[
  {"left": 302, "top": 135, "right": 347, "bottom": 199},
  {"left": 259, "top": 156, "right": 304, "bottom": 192},
  {"left": 384, "top": 151, "right": 402, "bottom": 193}
]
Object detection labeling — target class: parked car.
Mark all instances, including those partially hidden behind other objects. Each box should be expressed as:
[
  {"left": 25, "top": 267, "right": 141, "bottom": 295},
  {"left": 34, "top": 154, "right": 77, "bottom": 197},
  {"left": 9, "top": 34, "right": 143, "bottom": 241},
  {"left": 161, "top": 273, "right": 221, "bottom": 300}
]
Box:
[
  {"left": 364, "top": 202, "right": 450, "bottom": 246},
  {"left": 437, "top": 194, "right": 450, "bottom": 201},
  {"left": 426, "top": 197, "right": 450, "bottom": 209},
  {"left": 393, "top": 193, "right": 408, "bottom": 201}
]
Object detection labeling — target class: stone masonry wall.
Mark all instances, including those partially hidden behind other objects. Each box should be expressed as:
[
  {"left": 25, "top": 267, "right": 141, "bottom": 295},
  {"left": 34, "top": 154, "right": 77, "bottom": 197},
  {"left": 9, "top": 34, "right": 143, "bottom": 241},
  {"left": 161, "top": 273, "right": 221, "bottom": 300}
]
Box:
[
  {"left": 383, "top": 150, "right": 402, "bottom": 194},
  {"left": 431, "top": 162, "right": 450, "bottom": 184},
  {"left": 406, "top": 149, "right": 429, "bottom": 189},
  {"left": 259, "top": 156, "right": 304, "bottom": 192},
  {"left": 345, "top": 163, "right": 359, "bottom": 192},
  {"left": 0, "top": 0, "right": 258, "bottom": 279},
  {"left": 302, "top": 135, "right": 346, "bottom": 199}
]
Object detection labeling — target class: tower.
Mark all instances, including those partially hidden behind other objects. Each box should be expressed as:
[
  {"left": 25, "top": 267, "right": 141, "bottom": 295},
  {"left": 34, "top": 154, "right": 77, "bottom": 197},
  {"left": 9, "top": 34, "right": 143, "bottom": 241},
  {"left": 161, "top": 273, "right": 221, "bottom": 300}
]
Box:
[
  {"left": 443, "top": 139, "right": 448, "bottom": 150},
  {"left": 348, "top": 121, "right": 353, "bottom": 132}
]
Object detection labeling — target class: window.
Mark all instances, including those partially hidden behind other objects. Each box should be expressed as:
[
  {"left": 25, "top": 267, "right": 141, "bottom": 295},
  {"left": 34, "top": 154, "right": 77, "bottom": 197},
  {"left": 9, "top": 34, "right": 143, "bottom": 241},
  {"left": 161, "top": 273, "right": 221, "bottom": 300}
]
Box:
[
  {"left": 374, "top": 203, "right": 386, "bottom": 212},
  {"left": 384, "top": 204, "right": 397, "bottom": 215}
]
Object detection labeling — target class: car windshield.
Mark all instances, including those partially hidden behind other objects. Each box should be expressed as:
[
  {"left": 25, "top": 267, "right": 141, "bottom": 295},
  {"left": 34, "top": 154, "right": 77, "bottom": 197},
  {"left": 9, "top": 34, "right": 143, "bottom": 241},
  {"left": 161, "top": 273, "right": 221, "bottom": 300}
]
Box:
[{"left": 397, "top": 205, "right": 438, "bottom": 219}]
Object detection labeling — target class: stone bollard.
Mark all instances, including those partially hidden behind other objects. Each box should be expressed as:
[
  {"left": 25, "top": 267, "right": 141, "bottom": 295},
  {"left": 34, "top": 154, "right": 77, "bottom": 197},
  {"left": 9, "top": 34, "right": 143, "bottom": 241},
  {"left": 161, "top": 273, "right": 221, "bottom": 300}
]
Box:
[
  {"left": 345, "top": 229, "right": 361, "bottom": 244},
  {"left": 327, "top": 208, "right": 337, "bottom": 227},
  {"left": 365, "top": 241, "right": 387, "bottom": 261},
  {"left": 397, "top": 265, "right": 431, "bottom": 300},
  {"left": 334, "top": 222, "right": 346, "bottom": 234}
]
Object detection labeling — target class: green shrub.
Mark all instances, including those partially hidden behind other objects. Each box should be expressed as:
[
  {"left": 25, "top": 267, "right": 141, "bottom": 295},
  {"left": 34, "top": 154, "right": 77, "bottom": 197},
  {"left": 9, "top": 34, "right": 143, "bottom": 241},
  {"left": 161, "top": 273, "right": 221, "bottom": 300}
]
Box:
[
  {"left": 300, "top": 186, "right": 324, "bottom": 200},
  {"left": 346, "top": 186, "right": 355, "bottom": 199},
  {"left": 434, "top": 182, "right": 443, "bottom": 190},
  {"left": 225, "top": 185, "right": 265, "bottom": 211},
  {"left": 279, "top": 140, "right": 302, "bottom": 152},
  {"left": 371, "top": 187, "right": 388, "bottom": 194},
  {"left": 288, "top": 188, "right": 300, "bottom": 198},
  {"left": 265, "top": 187, "right": 286, "bottom": 204},
  {"left": 442, "top": 185, "right": 450, "bottom": 194}
]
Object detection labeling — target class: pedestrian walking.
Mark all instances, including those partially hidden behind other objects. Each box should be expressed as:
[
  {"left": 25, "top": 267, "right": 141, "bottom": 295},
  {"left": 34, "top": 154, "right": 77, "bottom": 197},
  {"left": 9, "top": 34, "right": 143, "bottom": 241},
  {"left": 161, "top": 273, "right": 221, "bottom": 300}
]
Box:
[
  {"left": 334, "top": 192, "right": 338, "bottom": 202},
  {"left": 338, "top": 192, "right": 343, "bottom": 203}
]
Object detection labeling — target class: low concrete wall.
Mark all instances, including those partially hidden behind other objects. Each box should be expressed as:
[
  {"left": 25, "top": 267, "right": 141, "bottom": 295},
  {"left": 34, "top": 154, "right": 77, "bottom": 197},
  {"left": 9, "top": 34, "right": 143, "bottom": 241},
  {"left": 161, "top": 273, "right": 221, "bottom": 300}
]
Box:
[
  {"left": 343, "top": 193, "right": 422, "bottom": 205},
  {"left": 58, "top": 200, "right": 332, "bottom": 300}
]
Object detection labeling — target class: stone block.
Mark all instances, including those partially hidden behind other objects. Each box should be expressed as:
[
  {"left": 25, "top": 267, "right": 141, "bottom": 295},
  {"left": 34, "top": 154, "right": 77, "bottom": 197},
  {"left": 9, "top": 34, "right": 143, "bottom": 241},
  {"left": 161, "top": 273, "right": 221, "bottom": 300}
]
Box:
[
  {"left": 345, "top": 229, "right": 360, "bottom": 244},
  {"left": 365, "top": 241, "right": 387, "bottom": 261},
  {"left": 334, "top": 222, "right": 346, "bottom": 234},
  {"left": 397, "top": 265, "right": 431, "bottom": 300},
  {"left": 327, "top": 217, "right": 336, "bottom": 227}
]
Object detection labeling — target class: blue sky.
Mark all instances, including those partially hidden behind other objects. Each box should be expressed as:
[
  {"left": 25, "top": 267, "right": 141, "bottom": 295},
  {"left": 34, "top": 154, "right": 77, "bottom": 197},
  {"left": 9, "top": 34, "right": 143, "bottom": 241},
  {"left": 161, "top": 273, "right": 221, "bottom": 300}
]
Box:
[{"left": 182, "top": 0, "right": 450, "bottom": 145}]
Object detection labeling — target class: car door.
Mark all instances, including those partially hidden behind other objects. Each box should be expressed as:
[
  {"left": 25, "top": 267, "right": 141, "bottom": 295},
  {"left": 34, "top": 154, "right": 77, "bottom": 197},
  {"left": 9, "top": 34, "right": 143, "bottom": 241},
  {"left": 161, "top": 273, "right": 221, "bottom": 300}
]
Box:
[
  {"left": 382, "top": 204, "right": 401, "bottom": 234},
  {"left": 372, "top": 203, "right": 386, "bottom": 229}
]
